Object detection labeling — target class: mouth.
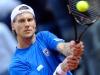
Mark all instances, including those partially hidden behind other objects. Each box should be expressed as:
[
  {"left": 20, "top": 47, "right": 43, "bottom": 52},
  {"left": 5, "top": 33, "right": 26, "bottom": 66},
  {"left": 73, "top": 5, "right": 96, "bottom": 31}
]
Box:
[{"left": 24, "top": 29, "right": 32, "bottom": 33}]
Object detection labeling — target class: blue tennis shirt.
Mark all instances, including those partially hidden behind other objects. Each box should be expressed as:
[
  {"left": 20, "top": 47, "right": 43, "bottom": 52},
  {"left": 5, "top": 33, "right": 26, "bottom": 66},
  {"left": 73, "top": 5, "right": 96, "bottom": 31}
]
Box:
[{"left": 9, "top": 31, "right": 72, "bottom": 75}]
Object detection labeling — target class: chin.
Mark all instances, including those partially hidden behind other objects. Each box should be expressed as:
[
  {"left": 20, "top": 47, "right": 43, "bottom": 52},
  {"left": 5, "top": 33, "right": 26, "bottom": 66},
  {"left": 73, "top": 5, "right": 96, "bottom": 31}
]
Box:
[{"left": 23, "top": 33, "right": 34, "bottom": 38}]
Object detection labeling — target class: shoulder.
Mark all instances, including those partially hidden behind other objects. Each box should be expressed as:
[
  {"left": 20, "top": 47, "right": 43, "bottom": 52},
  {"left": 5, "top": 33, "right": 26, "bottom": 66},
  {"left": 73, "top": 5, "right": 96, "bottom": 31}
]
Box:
[
  {"left": 36, "top": 31, "right": 52, "bottom": 36},
  {"left": 36, "top": 31, "right": 55, "bottom": 39}
]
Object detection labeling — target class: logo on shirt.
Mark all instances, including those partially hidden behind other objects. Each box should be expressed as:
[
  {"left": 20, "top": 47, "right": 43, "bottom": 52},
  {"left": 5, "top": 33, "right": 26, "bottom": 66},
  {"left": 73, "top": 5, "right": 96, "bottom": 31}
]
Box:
[
  {"left": 37, "top": 64, "right": 44, "bottom": 71},
  {"left": 43, "top": 48, "right": 50, "bottom": 56},
  {"left": 54, "top": 38, "right": 64, "bottom": 42}
]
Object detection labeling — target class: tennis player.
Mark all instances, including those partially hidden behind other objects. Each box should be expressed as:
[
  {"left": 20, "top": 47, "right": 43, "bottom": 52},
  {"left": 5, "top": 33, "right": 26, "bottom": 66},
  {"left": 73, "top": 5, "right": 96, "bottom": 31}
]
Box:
[{"left": 9, "top": 4, "right": 84, "bottom": 75}]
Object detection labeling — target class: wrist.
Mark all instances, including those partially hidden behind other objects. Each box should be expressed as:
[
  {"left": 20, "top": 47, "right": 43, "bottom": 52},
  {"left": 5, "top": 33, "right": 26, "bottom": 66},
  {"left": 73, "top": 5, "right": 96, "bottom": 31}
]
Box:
[
  {"left": 53, "top": 63, "right": 67, "bottom": 75},
  {"left": 60, "top": 63, "right": 69, "bottom": 72}
]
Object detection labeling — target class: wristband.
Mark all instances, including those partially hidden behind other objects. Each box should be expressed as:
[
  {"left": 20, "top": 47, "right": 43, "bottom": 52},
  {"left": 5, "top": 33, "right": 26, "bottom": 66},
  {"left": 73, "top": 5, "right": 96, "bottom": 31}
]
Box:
[{"left": 53, "top": 63, "right": 66, "bottom": 75}]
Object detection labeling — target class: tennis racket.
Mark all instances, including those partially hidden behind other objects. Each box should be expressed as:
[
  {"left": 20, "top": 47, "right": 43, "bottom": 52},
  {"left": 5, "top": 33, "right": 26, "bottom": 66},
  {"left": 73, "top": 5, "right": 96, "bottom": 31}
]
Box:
[{"left": 67, "top": 0, "right": 100, "bottom": 43}]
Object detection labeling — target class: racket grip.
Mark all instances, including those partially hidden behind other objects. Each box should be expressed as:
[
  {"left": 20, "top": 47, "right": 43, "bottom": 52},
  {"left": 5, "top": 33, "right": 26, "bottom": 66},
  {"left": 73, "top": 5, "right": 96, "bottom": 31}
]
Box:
[{"left": 75, "top": 40, "right": 80, "bottom": 43}]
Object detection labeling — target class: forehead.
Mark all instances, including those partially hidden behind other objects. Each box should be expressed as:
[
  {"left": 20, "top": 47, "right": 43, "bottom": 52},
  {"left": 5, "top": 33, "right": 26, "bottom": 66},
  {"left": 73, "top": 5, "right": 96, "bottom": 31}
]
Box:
[{"left": 15, "top": 12, "right": 34, "bottom": 21}]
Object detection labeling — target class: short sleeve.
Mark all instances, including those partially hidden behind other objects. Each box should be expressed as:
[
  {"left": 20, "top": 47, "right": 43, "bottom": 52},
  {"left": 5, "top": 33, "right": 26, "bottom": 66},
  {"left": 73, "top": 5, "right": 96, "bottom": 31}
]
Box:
[{"left": 37, "top": 31, "right": 65, "bottom": 50}]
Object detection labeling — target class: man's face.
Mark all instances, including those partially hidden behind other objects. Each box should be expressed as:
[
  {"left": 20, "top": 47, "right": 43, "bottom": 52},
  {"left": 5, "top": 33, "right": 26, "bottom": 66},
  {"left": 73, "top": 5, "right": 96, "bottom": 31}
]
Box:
[{"left": 12, "top": 12, "right": 36, "bottom": 38}]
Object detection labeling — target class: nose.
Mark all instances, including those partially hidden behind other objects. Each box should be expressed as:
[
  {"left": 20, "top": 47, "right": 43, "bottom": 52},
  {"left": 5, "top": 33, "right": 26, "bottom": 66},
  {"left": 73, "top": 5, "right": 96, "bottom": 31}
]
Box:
[{"left": 25, "top": 20, "right": 30, "bottom": 27}]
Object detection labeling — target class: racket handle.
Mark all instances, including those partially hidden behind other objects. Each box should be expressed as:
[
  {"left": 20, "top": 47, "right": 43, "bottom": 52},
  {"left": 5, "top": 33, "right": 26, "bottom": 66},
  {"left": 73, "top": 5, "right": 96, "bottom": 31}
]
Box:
[
  {"left": 75, "top": 40, "right": 80, "bottom": 43},
  {"left": 77, "top": 25, "right": 89, "bottom": 43}
]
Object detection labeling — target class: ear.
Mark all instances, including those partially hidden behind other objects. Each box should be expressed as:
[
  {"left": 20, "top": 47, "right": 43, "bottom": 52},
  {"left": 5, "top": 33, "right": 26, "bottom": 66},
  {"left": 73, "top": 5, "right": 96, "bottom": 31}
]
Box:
[{"left": 11, "top": 22, "right": 15, "bottom": 31}]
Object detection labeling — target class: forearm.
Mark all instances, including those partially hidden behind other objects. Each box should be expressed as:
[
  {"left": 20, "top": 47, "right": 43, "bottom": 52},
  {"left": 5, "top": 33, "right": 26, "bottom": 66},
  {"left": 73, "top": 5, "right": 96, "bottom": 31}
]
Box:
[
  {"left": 54, "top": 41, "right": 84, "bottom": 75},
  {"left": 57, "top": 42, "right": 72, "bottom": 56},
  {"left": 53, "top": 55, "right": 80, "bottom": 75},
  {"left": 57, "top": 41, "right": 84, "bottom": 57}
]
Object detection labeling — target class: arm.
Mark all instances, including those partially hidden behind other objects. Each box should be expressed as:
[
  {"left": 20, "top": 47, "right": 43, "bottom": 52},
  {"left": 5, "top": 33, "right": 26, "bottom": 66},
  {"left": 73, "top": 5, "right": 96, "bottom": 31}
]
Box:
[
  {"left": 39, "top": 31, "right": 84, "bottom": 57},
  {"left": 53, "top": 41, "right": 84, "bottom": 75},
  {"left": 53, "top": 55, "right": 80, "bottom": 75},
  {"left": 56, "top": 42, "right": 72, "bottom": 57},
  {"left": 57, "top": 40, "right": 84, "bottom": 57}
]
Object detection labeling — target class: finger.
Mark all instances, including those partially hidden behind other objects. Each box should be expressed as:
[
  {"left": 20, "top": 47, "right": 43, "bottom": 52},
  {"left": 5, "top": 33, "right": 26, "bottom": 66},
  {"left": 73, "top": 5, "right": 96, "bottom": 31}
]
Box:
[
  {"left": 70, "top": 48, "right": 84, "bottom": 56},
  {"left": 70, "top": 40, "right": 76, "bottom": 45},
  {"left": 67, "top": 56, "right": 81, "bottom": 62},
  {"left": 63, "top": 61, "right": 79, "bottom": 71},
  {"left": 67, "top": 63, "right": 78, "bottom": 70},
  {"left": 70, "top": 44, "right": 84, "bottom": 52},
  {"left": 80, "top": 41, "right": 84, "bottom": 45},
  {"left": 67, "top": 56, "right": 79, "bottom": 61},
  {"left": 77, "top": 42, "right": 84, "bottom": 49},
  {"left": 67, "top": 59, "right": 79, "bottom": 69},
  {"left": 73, "top": 49, "right": 84, "bottom": 56}
]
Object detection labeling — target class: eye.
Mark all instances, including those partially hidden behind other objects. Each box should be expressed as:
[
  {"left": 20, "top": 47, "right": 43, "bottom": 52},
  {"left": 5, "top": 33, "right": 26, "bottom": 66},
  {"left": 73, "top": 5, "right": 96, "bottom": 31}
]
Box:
[
  {"left": 27, "top": 18, "right": 33, "bottom": 22},
  {"left": 18, "top": 19, "right": 25, "bottom": 23}
]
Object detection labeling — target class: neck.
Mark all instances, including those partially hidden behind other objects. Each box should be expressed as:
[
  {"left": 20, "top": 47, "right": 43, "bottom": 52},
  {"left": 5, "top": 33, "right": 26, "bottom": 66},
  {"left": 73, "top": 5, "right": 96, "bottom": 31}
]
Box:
[{"left": 17, "top": 35, "right": 35, "bottom": 48}]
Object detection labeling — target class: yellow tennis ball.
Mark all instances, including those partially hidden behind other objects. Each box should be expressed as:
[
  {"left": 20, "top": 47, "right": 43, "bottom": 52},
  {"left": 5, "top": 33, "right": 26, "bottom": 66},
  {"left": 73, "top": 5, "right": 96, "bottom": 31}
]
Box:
[{"left": 76, "top": 1, "right": 89, "bottom": 12}]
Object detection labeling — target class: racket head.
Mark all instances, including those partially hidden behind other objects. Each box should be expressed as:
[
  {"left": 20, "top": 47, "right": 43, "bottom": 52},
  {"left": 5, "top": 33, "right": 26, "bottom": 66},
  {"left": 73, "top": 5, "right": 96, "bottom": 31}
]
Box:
[
  {"left": 67, "top": 0, "right": 100, "bottom": 43},
  {"left": 67, "top": 0, "right": 100, "bottom": 26}
]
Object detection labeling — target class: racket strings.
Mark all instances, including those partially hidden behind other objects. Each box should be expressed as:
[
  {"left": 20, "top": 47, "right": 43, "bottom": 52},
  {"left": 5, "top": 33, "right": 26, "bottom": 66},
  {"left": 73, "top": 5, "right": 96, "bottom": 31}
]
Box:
[{"left": 68, "top": 0, "right": 100, "bottom": 25}]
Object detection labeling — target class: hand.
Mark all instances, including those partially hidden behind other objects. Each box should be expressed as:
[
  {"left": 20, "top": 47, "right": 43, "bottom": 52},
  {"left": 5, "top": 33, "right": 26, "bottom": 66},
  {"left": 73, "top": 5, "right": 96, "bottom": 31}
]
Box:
[
  {"left": 61, "top": 55, "right": 80, "bottom": 72},
  {"left": 70, "top": 40, "right": 84, "bottom": 57}
]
